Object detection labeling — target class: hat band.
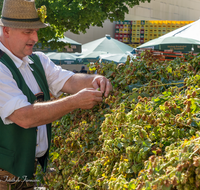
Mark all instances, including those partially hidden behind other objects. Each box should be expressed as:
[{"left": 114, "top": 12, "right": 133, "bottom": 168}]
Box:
[{"left": 2, "top": 16, "right": 40, "bottom": 22}]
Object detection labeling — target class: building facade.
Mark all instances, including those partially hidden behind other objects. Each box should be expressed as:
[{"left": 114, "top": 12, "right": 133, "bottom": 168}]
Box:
[{"left": 64, "top": 0, "right": 200, "bottom": 45}]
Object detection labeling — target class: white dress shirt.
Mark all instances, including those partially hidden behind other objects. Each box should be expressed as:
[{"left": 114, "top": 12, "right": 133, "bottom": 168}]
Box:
[{"left": 0, "top": 42, "right": 74, "bottom": 157}]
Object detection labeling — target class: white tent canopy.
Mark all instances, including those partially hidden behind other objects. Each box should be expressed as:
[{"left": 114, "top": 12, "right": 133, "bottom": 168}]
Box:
[
  {"left": 159, "top": 18, "right": 200, "bottom": 41},
  {"left": 137, "top": 19, "right": 200, "bottom": 52},
  {"left": 82, "top": 34, "right": 133, "bottom": 54},
  {"left": 99, "top": 52, "right": 136, "bottom": 64}
]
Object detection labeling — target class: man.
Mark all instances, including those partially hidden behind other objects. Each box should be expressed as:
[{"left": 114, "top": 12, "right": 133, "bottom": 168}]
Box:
[
  {"left": 0, "top": 0, "right": 112, "bottom": 189},
  {"left": 79, "top": 65, "right": 88, "bottom": 73}
]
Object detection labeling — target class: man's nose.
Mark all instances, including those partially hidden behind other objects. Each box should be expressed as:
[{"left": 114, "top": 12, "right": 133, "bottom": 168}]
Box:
[{"left": 32, "top": 30, "right": 38, "bottom": 42}]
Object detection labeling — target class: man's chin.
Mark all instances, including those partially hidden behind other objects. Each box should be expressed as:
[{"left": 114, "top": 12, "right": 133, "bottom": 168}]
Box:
[{"left": 26, "top": 49, "right": 34, "bottom": 55}]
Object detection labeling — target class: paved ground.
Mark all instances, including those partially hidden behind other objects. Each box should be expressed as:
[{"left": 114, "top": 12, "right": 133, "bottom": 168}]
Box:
[{"left": 34, "top": 188, "right": 46, "bottom": 190}]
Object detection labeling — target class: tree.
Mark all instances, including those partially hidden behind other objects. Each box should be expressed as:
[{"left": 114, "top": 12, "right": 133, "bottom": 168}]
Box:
[
  {"left": 0, "top": 1, "right": 2, "bottom": 14},
  {"left": 0, "top": 0, "right": 151, "bottom": 50},
  {"left": 36, "top": 0, "right": 152, "bottom": 50}
]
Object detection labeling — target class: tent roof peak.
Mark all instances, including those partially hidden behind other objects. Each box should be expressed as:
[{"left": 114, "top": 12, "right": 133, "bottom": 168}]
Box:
[{"left": 105, "top": 34, "right": 111, "bottom": 39}]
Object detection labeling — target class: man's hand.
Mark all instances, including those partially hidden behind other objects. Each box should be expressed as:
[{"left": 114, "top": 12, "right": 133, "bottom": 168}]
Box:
[
  {"left": 91, "top": 76, "right": 113, "bottom": 97},
  {"left": 74, "top": 88, "right": 103, "bottom": 109}
]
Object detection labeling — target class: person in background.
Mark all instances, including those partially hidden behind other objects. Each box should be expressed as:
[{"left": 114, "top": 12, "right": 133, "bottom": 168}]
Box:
[
  {"left": 0, "top": 0, "right": 112, "bottom": 189},
  {"left": 79, "top": 65, "right": 88, "bottom": 73}
]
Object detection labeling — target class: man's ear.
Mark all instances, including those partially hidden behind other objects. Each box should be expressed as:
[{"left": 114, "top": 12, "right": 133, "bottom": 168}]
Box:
[{"left": 3, "top": 27, "right": 10, "bottom": 38}]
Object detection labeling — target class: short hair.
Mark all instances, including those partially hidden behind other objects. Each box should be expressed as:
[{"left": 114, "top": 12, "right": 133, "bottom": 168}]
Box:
[{"left": 81, "top": 66, "right": 85, "bottom": 69}]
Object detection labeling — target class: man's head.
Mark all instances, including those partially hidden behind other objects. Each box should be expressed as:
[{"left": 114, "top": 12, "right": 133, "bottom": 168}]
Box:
[
  {"left": 1, "top": 27, "right": 39, "bottom": 59},
  {"left": 81, "top": 66, "right": 85, "bottom": 70},
  {"left": 0, "top": 0, "right": 48, "bottom": 59}
]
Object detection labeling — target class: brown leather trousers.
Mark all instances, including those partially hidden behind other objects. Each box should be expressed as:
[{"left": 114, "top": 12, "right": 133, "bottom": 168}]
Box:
[{"left": 0, "top": 159, "right": 38, "bottom": 190}]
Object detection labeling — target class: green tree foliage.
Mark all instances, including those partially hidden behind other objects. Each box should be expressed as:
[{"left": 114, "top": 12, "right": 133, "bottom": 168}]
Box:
[
  {"left": 0, "top": 1, "right": 2, "bottom": 14},
  {"left": 34, "top": 0, "right": 151, "bottom": 50},
  {"left": 0, "top": 0, "right": 151, "bottom": 49}
]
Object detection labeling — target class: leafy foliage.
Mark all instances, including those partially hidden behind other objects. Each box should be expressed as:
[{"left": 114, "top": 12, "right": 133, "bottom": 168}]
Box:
[
  {"left": 0, "top": 0, "right": 151, "bottom": 49},
  {"left": 0, "top": 1, "right": 2, "bottom": 13},
  {"left": 34, "top": 0, "right": 151, "bottom": 50},
  {"left": 36, "top": 51, "right": 200, "bottom": 190}
]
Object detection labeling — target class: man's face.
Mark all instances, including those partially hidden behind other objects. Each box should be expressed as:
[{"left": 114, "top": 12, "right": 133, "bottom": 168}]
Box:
[{"left": 3, "top": 27, "right": 39, "bottom": 59}]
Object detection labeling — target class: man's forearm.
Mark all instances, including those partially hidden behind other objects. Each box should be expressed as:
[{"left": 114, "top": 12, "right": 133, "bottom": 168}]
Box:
[
  {"left": 7, "top": 87, "right": 103, "bottom": 129},
  {"left": 61, "top": 73, "right": 97, "bottom": 94},
  {"left": 7, "top": 95, "right": 78, "bottom": 129}
]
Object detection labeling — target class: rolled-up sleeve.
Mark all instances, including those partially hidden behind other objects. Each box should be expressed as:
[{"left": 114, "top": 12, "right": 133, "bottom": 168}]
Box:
[
  {"left": 36, "top": 52, "right": 75, "bottom": 97},
  {"left": 0, "top": 65, "right": 31, "bottom": 124},
  {"left": 1, "top": 95, "right": 31, "bottom": 124}
]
